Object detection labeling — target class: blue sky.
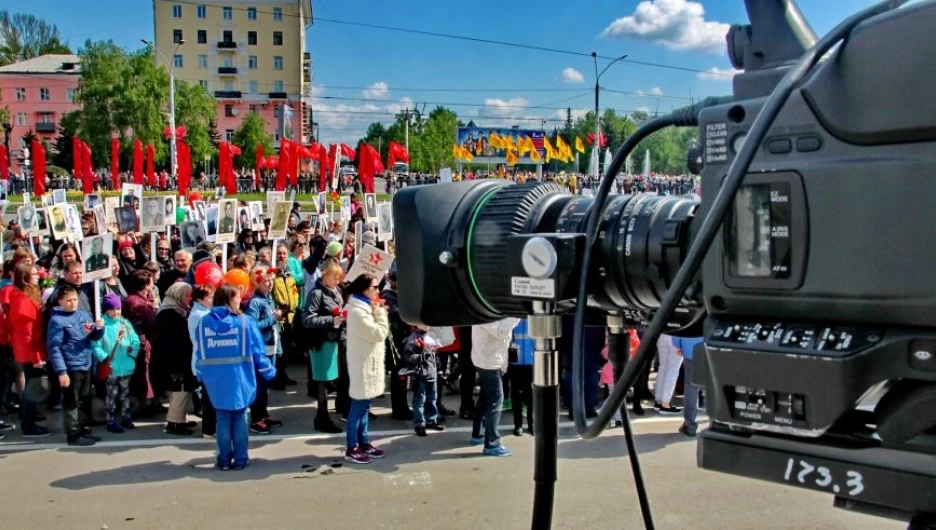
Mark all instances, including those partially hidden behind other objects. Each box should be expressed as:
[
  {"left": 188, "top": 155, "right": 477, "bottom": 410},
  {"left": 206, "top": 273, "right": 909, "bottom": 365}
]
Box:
[{"left": 19, "top": 0, "right": 878, "bottom": 143}]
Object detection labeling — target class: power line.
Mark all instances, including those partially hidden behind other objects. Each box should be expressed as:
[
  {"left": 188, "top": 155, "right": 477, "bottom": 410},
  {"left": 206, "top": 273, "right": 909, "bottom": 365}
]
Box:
[{"left": 316, "top": 92, "right": 592, "bottom": 111}]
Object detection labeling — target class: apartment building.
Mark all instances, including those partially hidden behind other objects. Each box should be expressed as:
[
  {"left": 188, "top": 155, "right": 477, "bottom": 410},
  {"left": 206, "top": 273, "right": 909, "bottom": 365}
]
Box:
[
  {"left": 152, "top": 0, "right": 313, "bottom": 146},
  {"left": 0, "top": 54, "right": 82, "bottom": 166}
]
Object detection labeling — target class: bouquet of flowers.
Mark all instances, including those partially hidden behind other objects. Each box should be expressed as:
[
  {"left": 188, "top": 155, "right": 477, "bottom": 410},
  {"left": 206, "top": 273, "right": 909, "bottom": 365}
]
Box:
[{"left": 37, "top": 267, "right": 55, "bottom": 290}]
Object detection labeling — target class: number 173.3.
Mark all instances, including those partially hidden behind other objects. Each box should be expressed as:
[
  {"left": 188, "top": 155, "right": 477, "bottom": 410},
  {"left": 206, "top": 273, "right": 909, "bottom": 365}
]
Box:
[{"left": 783, "top": 458, "right": 865, "bottom": 496}]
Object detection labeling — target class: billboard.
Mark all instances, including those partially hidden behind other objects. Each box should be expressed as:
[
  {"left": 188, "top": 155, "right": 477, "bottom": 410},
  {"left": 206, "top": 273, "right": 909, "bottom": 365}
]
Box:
[{"left": 456, "top": 127, "right": 545, "bottom": 164}]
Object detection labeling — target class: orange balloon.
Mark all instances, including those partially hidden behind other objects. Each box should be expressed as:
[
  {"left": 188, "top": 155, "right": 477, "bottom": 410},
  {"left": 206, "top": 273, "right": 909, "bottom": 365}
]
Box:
[{"left": 224, "top": 269, "right": 254, "bottom": 298}]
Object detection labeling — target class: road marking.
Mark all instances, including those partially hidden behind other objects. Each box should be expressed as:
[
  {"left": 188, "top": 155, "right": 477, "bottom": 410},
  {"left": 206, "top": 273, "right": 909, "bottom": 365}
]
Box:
[{"left": 0, "top": 416, "right": 704, "bottom": 453}]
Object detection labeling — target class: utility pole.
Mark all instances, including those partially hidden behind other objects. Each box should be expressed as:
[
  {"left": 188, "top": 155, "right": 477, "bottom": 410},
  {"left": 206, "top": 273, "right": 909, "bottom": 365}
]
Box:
[
  {"left": 591, "top": 52, "right": 628, "bottom": 179},
  {"left": 143, "top": 38, "right": 184, "bottom": 183}
]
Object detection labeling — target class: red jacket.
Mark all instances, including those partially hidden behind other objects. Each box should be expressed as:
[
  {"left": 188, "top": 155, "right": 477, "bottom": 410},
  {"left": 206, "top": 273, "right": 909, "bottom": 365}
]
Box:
[
  {"left": 8, "top": 288, "right": 46, "bottom": 365},
  {"left": 0, "top": 283, "right": 14, "bottom": 345}
]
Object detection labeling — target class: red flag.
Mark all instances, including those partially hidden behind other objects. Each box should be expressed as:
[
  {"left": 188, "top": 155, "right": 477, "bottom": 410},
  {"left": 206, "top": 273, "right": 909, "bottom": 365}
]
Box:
[
  {"left": 31, "top": 140, "right": 46, "bottom": 196},
  {"left": 387, "top": 141, "right": 410, "bottom": 169},
  {"left": 72, "top": 137, "right": 82, "bottom": 179},
  {"left": 146, "top": 144, "right": 155, "bottom": 187},
  {"left": 81, "top": 141, "right": 93, "bottom": 191},
  {"left": 133, "top": 139, "right": 143, "bottom": 185},
  {"left": 340, "top": 143, "right": 356, "bottom": 161},
  {"left": 226, "top": 143, "right": 238, "bottom": 195},
  {"left": 177, "top": 141, "right": 191, "bottom": 197},
  {"left": 275, "top": 138, "right": 289, "bottom": 191},
  {"left": 219, "top": 142, "right": 229, "bottom": 192},
  {"left": 0, "top": 145, "right": 8, "bottom": 180},
  {"left": 288, "top": 141, "right": 299, "bottom": 187},
  {"left": 357, "top": 143, "right": 383, "bottom": 193},
  {"left": 111, "top": 138, "right": 120, "bottom": 188},
  {"left": 255, "top": 144, "right": 263, "bottom": 190}
]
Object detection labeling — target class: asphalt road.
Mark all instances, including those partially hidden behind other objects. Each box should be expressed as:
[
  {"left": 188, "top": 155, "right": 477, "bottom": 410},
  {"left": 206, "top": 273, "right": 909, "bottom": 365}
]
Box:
[{"left": 0, "top": 384, "right": 900, "bottom": 529}]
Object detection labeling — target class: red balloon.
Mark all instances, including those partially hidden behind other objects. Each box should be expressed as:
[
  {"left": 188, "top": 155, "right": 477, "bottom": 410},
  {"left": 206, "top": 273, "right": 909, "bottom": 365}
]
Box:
[
  {"left": 224, "top": 269, "right": 254, "bottom": 298},
  {"left": 188, "top": 191, "right": 203, "bottom": 207},
  {"left": 194, "top": 261, "right": 223, "bottom": 288}
]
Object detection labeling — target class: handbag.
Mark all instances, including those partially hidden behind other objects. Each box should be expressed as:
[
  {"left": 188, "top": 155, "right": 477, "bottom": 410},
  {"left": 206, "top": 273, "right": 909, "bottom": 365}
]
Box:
[{"left": 96, "top": 360, "right": 112, "bottom": 381}]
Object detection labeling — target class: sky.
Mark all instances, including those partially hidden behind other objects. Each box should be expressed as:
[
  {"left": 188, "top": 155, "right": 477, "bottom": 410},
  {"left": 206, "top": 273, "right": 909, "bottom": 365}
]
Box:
[{"left": 16, "top": 0, "right": 879, "bottom": 144}]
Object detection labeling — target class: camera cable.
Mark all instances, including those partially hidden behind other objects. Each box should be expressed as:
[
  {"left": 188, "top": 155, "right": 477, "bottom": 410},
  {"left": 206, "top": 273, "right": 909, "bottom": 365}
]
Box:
[{"left": 568, "top": 1, "right": 909, "bottom": 528}]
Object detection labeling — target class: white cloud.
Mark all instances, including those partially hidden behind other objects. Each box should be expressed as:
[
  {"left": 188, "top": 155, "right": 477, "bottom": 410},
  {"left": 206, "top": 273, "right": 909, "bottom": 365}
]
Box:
[
  {"left": 361, "top": 81, "right": 389, "bottom": 99},
  {"left": 560, "top": 67, "right": 584, "bottom": 84},
  {"left": 697, "top": 66, "right": 741, "bottom": 81},
  {"left": 306, "top": 84, "right": 326, "bottom": 98},
  {"left": 634, "top": 86, "right": 665, "bottom": 98},
  {"left": 480, "top": 97, "right": 530, "bottom": 117},
  {"left": 385, "top": 96, "right": 414, "bottom": 115},
  {"left": 600, "top": 0, "right": 730, "bottom": 54},
  {"left": 636, "top": 106, "right": 651, "bottom": 114}
]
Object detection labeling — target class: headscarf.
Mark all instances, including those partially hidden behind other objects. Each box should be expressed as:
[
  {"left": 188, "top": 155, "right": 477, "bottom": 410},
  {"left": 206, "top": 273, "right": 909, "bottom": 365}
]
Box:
[{"left": 158, "top": 282, "right": 192, "bottom": 318}]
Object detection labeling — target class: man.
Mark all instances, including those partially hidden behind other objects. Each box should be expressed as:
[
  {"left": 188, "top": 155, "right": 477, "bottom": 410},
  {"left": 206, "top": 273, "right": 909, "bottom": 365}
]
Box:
[
  {"left": 19, "top": 205, "right": 37, "bottom": 232},
  {"left": 219, "top": 202, "right": 235, "bottom": 235},
  {"left": 155, "top": 239, "right": 173, "bottom": 275},
  {"left": 158, "top": 250, "right": 192, "bottom": 298},
  {"left": 251, "top": 203, "right": 263, "bottom": 228},
  {"left": 295, "top": 220, "right": 312, "bottom": 242},
  {"left": 84, "top": 237, "right": 109, "bottom": 273},
  {"left": 51, "top": 206, "right": 67, "bottom": 238},
  {"left": 470, "top": 318, "right": 520, "bottom": 457},
  {"left": 123, "top": 188, "right": 140, "bottom": 210},
  {"left": 674, "top": 335, "right": 705, "bottom": 437},
  {"left": 143, "top": 198, "right": 164, "bottom": 229}
]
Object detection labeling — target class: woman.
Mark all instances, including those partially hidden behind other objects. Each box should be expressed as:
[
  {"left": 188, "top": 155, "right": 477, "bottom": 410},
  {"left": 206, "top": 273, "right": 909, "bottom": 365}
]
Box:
[
  {"left": 187, "top": 285, "right": 215, "bottom": 438},
  {"left": 271, "top": 257, "right": 299, "bottom": 390},
  {"left": 49, "top": 243, "right": 81, "bottom": 282},
  {"left": 301, "top": 261, "right": 346, "bottom": 433},
  {"left": 9, "top": 263, "right": 52, "bottom": 437},
  {"left": 117, "top": 239, "right": 143, "bottom": 286},
  {"left": 236, "top": 229, "right": 256, "bottom": 254},
  {"left": 194, "top": 284, "right": 275, "bottom": 471},
  {"left": 123, "top": 270, "right": 161, "bottom": 417},
  {"left": 98, "top": 256, "right": 128, "bottom": 298},
  {"left": 152, "top": 282, "right": 195, "bottom": 435},
  {"left": 244, "top": 268, "right": 283, "bottom": 434},
  {"left": 343, "top": 273, "right": 390, "bottom": 464},
  {"left": 286, "top": 235, "right": 307, "bottom": 309}
]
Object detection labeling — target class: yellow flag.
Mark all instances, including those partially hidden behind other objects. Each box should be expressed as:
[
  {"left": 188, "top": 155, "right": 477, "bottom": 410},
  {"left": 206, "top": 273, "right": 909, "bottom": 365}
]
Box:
[
  {"left": 506, "top": 149, "right": 518, "bottom": 166},
  {"left": 517, "top": 136, "right": 532, "bottom": 156},
  {"left": 489, "top": 133, "right": 503, "bottom": 150},
  {"left": 504, "top": 135, "right": 518, "bottom": 153},
  {"left": 529, "top": 149, "right": 542, "bottom": 162},
  {"left": 555, "top": 136, "right": 572, "bottom": 162},
  {"left": 543, "top": 137, "right": 556, "bottom": 163},
  {"left": 575, "top": 136, "right": 585, "bottom": 153}
]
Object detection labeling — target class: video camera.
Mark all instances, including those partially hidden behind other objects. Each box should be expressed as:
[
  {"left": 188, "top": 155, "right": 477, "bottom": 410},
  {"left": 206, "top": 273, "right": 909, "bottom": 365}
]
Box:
[{"left": 392, "top": 0, "right": 936, "bottom": 526}]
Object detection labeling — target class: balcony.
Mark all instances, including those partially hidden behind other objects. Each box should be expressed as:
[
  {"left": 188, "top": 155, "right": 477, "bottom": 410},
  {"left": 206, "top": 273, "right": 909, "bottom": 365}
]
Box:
[
  {"left": 214, "top": 90, "right": 242, "bottom": 99},
  {"left": 35, "top": 123, "right": 56, "bottom": 133},
  {"left": 218, "top": 66, "right": 238, "bottom": 75},
  {"left": 217, "top": 41, "right": 237, "bottom": 49},
  {"left": 268, "top": 92, "right": 287, "bottom": 99}
]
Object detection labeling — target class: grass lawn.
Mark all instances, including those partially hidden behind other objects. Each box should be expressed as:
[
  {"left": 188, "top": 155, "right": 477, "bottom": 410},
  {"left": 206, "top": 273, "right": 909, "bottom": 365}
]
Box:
[{"left": 230, "top": 192, "right": 393, "bottom": 202}]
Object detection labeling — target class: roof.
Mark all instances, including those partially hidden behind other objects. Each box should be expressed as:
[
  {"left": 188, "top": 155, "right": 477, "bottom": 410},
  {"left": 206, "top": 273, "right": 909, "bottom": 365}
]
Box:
[{"left": 0, "top": 54, "right": 82, "bottom": 75}]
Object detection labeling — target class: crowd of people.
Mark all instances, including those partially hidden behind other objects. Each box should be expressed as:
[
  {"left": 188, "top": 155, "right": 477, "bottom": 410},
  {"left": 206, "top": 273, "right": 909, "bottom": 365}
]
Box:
[{"left": 0, "top": 183, "right": 703, "bottom": 469}]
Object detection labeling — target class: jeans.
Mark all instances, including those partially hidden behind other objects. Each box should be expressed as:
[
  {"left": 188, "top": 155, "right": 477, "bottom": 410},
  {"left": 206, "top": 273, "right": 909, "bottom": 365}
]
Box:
[
  {"left": 249, "top": 367, "right": 269, "bottom": 422},
  {"left": 19, "top": 364, "right": 44, "bottom": 431},
  {"left": 412, "top": 378, "right": 438, "bottom": 427},
  {"left": 509, "top": 364, "right": 533, "bottom": 430},
  {"left": 62, "top": 370, "right": 92, "bottom": 439},
  {"left": 474, "top": 368, "right": 504, "bottom": 449},
  {"left": 216, "top": 408, "right": 249, "bottom": 468},
  {"left": 654, "top": 345, "right": 683, "bottom": 405},
  {"left": 346, "top": 398, "right": 372, "bottom": 449},
  {"left": 200, "top": 385, "right": 216, "bottom": 436},
  {"left": 681, "top": 359, "right": 700, "bottom": 434}
]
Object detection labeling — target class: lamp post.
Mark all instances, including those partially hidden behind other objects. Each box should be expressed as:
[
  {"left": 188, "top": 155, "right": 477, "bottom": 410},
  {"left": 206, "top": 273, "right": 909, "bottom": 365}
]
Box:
[
  {"left": 591, "top": 52, "right": 628, "bottom": 179},
  {"left": 142, "top": 38, "right": 184, "bottom": 184}
]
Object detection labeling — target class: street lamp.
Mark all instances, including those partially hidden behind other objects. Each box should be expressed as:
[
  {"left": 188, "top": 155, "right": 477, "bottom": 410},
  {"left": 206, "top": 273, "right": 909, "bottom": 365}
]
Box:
[
  {"left": 591, "top": 52, "right": 628, "bottom": 179},
  {"left": 142, "top": 38, "right": 185, "bottom": 184}
]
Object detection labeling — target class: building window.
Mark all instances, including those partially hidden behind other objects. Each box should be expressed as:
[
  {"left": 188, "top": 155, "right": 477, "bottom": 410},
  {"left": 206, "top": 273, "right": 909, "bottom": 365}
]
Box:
[
  {"left": 197, "top": 30, "right": 207, "bottom": 44},
  {"left": 248, "top": 31, "right": 257, "bottom": 45},
  {"left": 38, "top": 112, "right": 54, "bottom": 124},
  {"left": 222, "top": 55, "right": 233, "bottom": 68},
  {"left": 197, "top": 4, "right": 206, "bottom": 18},
  {"left": 273, "top": 7, "right": 283, "bottom": 21},
  {"left": 225, "top": 104, "right": 235, "bottom": 117},
  {"left": 224, "top": 80, "right": 234, "bottom": 91},
  {"left": 273, "top": 56, "right": 283, "bottom": 70},
  {"left": 15, "top": 113, "right": 27, "bottom": 126},
  {"left": 173, "top": 54, "right": 184, "bottom": 68},
  {"left": 247, "top": 7, "right": 257, "bottom": 20},
  {"left": 273, "top": 80, "right": 284, "bottom": 93},
  {"left": 173, "top": 29, "right": 183, "bottom": 44},
  {"left": 66, "top": 88, "right": 76, "bottom": 102},
  {"left": 222, "top": 30, "right": 233, "bottom": 43},
  {"left": 223, "top": 6, "right": 232, "bottom": 20},
  {"left": 225, "top": 130, "right": 234, "bottom": 141},
  {"left": 172, "top": 4, "right": 182, "bottom": 18},
  {"left": 274, "top": 132, "right": 280, "bottom": 142},
  {"left": 197, "top": 55, "right": 208, "bottom": 69},
  {"left": 248, "top": 80, "right": 258, "bottom": 94},
  {"left": 248, "top": 55, "right": 257, "bottom": 69},
  {"left": 273, "top": 31, "right": 283, "bottom": 46},
  {"left": 15, "top": 88, "right": 26, "bottom": 100},
  {"left": 199, "top": 80, "right": 208, "bottom": 90},
  {"left": 249, "top": 104, "right": 258, "bottom": 114},
  {"left": 39, "top": 88, "right": 50, "bottom": 101}
]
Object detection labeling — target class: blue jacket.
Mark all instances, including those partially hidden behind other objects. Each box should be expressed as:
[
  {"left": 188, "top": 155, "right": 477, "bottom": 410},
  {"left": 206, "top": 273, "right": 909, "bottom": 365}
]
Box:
[
  {"left": 672, "top": 336, "right": 704, "bottom": 360},
  {"left": 193, "top": 306, "right": 275, "bottom": 411},
  {"left": 92, "top": 314, "right": 141, "bottom": 378},
  {"left": 245, "top": 292, "right": 280, "bottom": 355},
  {"left": 188, "top": 302, "right": 212, "bottom": 377},
  {"left": 510, "top": 319, "right": 534, "bottom": 366},
  {"left": 46, "top": 307, "right": 105, "bottom": 375}
]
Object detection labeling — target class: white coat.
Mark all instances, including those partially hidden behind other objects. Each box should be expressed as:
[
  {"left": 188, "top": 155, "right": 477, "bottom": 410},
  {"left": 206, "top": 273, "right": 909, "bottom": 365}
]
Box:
[{"left": 345, "top": 296, "right": 390, "bottom": 400}]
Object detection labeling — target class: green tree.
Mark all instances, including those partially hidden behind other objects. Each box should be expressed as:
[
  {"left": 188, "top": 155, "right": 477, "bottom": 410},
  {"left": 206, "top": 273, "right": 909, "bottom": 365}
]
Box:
[
  {"left": 52, "top": 111, "right": 80, "bottom": 170},
  {"left": 0, "top": 88, "right": 9, "bottom": 129},
  {"left": 410, "top": 106, "right": 458, "bottom": 172},
  {"left": 231, "top": 112, "right": 274, "bottom": 169},
  {"left": 0, "top": 10, "right": 71, "bottom": 66},
  {"left": 207, "top": 117, "right": 222, "bottom": 147}
]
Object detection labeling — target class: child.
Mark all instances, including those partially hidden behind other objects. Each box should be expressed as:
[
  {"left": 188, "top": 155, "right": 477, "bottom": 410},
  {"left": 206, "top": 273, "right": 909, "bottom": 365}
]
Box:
[
  {"left": 403, "top": 324, "right": 446, "bottom": 437},
  {"left": 46, "top": 285, "right": 105, "bottom": 446},
  {"left": 245, "top": 267, "right": 283, "bottom": 434},
  {"left": 93, "top": 294, "right": 141, "bottom": 434},
  {"left": 195, "top": 284, "right": 275, "bottom": 471}
]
